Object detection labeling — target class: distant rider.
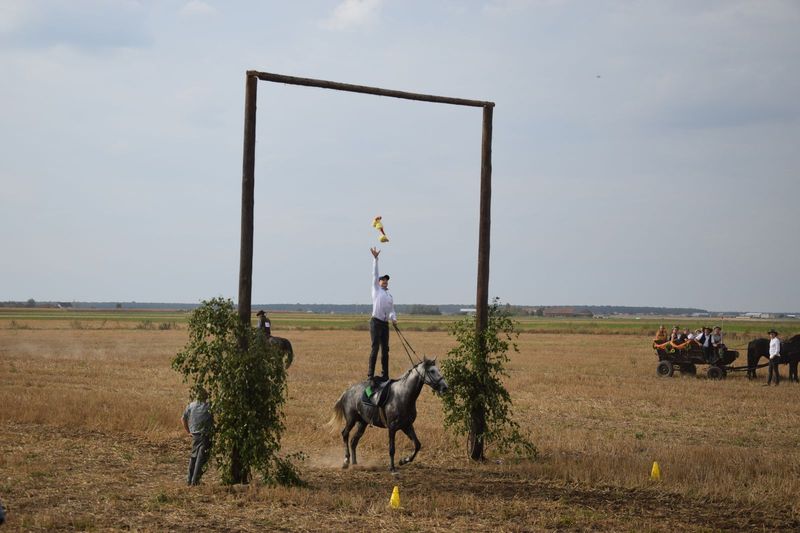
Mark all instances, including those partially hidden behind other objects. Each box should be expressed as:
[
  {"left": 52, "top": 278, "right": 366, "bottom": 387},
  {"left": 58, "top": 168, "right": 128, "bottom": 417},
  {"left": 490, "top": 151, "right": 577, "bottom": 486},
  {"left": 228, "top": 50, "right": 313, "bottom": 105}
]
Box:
[{"left": 256, "top": 309, "right": 271, "bottom": 337}]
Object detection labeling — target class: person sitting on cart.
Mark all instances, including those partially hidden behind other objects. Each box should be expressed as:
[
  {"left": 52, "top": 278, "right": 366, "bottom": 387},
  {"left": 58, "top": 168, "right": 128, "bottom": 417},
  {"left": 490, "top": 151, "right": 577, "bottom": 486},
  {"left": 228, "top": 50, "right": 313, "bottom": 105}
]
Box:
[
  {"left": 692, "top": 328, "right": 705, "bottom": 346},
  {"left": 710, "top": 326, "right": 724, "bottom": 363},
  {"left": 654, "top": 325, "right": 667, "bottom": 344},
  {"left": 669, "top": 326, "right": 680, "bottom": 343},
  {"left": 675, "top": 328, "right": 688, "bottom": 344},
  {"left": 701, "top": 326, "right": 714, "bottom": 362}
]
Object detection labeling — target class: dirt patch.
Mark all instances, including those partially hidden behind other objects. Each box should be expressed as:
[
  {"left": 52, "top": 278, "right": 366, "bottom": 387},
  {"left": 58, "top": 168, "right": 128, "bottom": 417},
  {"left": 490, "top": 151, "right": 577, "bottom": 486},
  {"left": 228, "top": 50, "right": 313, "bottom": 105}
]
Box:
[{"left": 2, "top": 422, "right": 797, "bottom": 531}]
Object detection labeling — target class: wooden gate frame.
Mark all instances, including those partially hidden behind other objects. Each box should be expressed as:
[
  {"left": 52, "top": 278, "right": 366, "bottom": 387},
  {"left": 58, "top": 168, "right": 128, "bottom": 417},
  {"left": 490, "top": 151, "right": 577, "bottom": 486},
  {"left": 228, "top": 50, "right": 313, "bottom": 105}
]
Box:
[{"left": 238, "top": 71, "right": 494, "bottom": 335}]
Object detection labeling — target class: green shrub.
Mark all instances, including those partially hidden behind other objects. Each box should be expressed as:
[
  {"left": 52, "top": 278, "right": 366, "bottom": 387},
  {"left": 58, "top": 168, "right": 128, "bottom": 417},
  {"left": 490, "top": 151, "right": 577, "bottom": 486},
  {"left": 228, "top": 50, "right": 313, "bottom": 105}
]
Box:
[
  {"left": 172, "top": 297, "right": 301, "bottom": 486},
  {"left": 440, "top": 299, "right": 537, "bottom": 460}
]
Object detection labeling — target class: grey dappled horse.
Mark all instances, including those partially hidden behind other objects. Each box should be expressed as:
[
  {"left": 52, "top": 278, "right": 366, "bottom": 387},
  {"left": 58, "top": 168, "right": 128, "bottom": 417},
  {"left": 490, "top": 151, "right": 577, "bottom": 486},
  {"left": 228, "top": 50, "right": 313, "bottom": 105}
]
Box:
[{"left": 330, "top": 357, "right": 448, "bottom": 472}]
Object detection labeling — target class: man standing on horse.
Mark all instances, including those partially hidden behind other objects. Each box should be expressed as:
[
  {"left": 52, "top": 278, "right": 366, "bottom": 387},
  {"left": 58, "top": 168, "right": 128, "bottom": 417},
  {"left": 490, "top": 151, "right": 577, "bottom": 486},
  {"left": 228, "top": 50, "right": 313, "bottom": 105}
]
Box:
[{"left": 368, "top": 247, "right": 396, "bottom": 385}]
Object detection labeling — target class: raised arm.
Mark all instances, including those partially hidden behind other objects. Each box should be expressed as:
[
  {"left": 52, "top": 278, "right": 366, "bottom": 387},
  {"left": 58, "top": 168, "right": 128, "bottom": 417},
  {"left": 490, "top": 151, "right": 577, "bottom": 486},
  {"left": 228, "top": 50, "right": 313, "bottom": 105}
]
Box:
[{"left": 371, "top": 247, "right": 380, "bottom": 293}]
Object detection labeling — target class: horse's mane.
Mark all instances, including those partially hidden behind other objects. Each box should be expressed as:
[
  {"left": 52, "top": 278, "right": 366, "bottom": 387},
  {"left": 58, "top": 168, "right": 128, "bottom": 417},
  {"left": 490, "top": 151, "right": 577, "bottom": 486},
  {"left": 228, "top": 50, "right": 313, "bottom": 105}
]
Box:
[{"left": 399, "top": 358, "right": 432, "bottom": 381}]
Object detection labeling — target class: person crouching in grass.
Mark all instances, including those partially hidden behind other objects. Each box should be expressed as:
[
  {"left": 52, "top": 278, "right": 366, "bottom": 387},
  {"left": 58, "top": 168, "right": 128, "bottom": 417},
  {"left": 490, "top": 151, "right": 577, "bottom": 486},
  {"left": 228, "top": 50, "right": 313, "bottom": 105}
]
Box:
[{"left": 182, "top": 386, "right": 213, "bottom": 485}]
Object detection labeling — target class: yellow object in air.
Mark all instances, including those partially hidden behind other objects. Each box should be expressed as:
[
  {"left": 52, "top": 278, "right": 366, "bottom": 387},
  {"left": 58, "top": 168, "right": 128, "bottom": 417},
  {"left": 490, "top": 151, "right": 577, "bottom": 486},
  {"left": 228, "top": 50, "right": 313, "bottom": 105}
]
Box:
[
  {"left": 389, "top": 485, "right": 401, "bottom": 508},
  {"left": 373, "top": 215, "right": 389, "bottom": 242}
]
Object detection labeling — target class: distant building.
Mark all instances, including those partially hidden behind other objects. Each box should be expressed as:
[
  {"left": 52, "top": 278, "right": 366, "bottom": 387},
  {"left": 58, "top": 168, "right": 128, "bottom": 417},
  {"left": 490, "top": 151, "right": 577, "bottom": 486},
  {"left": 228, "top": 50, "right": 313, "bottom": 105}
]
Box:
[
  {"left": 459, "top": 308, "right": 477, "bottom": 315},
  {"left": 743, "top": 312, "right": 778, "bottom": 319}
]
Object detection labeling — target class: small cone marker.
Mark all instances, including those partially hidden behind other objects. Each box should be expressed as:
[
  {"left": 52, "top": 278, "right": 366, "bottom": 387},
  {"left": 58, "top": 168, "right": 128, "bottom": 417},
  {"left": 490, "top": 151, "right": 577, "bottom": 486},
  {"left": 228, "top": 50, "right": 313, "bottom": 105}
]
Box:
[
  {"left": 650, "top": 461, "right": 661, "bottom": 481},
  {"left": 389, "top": 485, "right": 401, "bottom": 509}
]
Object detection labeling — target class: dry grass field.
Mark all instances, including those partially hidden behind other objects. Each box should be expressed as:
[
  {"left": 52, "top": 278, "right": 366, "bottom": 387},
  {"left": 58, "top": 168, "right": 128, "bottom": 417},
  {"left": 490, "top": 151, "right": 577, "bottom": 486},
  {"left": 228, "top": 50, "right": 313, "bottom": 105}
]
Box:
[{"left": 1, "top": 317, "right": 799, "bottom": 531}]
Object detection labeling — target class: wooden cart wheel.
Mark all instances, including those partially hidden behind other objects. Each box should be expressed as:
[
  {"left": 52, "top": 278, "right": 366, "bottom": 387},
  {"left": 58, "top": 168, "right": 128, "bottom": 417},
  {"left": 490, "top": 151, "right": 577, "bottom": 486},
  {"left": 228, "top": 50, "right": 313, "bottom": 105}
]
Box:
[
  {"left": 656, "top": 360, "right": 674, "bottom": 377},
  {"left": 706, "top": 366, "right": 725, "bottom": 380}
]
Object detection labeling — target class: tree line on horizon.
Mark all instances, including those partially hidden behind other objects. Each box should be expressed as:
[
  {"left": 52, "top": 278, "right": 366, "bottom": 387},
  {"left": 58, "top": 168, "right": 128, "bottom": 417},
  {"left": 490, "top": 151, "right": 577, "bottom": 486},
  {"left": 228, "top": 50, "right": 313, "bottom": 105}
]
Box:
[{"left": 1, "top": 300, "right": 726, "bottom": 316}]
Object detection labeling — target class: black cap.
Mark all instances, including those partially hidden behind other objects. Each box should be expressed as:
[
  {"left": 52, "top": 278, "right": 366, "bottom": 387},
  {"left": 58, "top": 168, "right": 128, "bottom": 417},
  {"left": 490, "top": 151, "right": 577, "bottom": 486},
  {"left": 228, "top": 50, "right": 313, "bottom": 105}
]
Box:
[
  {"left": 768, "top": 329, "right": 778, "bottom": 335},
  {"left": 379, "top": 274, "right": 390, "bottom": 281},
  {"left": 256, "top": 310, "right": 266, "bottom": 316}
]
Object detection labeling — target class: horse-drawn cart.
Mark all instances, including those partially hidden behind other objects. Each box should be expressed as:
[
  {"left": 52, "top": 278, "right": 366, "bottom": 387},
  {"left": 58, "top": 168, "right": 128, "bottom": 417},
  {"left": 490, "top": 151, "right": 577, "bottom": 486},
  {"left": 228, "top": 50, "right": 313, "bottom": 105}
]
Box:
[{"left": 653, "top": 341, "right": 739, "bottom": 380}]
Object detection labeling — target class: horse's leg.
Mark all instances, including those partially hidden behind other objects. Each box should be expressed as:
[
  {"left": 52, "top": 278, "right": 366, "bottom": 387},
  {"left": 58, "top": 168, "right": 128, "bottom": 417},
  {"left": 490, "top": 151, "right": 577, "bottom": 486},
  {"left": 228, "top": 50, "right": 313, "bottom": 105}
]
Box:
[
  {"left": 747, "top": 354, "right": 757, "bottom": 380},
  {"left": 789, "top": 360, "right": 799, "bottom": 382},
  {"left": 341, "top": 417, "right": 356, "bottom": 469},
  {"left": 398, "top": 425, "right": 421, "bottom": 466},
  {"left": 349, "top": 421, "right": 367, "bottom": 466},
  {"left": 388, "top": 428, "right": 398, "bottom": 472}
]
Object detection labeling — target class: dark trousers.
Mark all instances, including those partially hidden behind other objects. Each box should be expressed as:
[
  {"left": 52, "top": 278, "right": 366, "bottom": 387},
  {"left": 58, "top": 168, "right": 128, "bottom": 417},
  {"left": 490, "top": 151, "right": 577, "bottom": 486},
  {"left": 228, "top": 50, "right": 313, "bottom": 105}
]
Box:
[
  {"left": 188, "top": 433, "right": 211, "bottom": 485},
  {"left": 703, "top": 345, "right": 713, "bottom": 363},
  {"left": 368, "top": 317, "right": 390, "bottom": 379},
  {"left": 767, "top": 357, "right": 780, "bottom": 385}
]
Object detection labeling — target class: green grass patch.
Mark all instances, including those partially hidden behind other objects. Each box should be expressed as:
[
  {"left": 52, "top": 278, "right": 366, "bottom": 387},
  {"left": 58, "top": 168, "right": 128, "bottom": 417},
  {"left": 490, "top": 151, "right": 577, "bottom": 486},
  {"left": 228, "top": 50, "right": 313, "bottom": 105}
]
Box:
[{"left": 0, "top": 308, "right": 796, "bottom": 339}]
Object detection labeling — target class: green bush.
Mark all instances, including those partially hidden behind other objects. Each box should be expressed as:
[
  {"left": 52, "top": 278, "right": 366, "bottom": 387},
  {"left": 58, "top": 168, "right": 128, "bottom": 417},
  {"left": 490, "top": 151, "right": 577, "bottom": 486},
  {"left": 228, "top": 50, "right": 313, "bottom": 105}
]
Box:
[
  {"left": 172, "top": 297, "right": 301, "bottom": 486},
  {"left": 440, "top": 299, "right": 537, "bottom": 460}
]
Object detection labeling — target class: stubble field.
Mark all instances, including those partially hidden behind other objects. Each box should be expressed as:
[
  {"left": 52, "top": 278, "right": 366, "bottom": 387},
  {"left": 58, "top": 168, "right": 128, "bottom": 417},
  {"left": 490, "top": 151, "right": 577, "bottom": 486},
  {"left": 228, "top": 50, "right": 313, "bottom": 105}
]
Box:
[{"left": 1, "top": 314, "right": 799, "bottom": 531}]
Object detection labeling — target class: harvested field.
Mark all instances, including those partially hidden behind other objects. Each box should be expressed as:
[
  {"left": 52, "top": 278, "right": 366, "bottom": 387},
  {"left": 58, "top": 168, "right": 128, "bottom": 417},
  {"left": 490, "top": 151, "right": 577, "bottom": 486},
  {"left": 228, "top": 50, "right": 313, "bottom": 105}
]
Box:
[{"left": 1, "top": 320, "right": 799, "bottom": 531}]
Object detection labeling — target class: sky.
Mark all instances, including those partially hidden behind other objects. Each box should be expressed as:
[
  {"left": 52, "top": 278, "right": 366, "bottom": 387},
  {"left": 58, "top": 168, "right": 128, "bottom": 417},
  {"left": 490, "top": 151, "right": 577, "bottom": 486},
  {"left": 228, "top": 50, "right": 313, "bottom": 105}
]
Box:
[{"left": 1, "top": 0, "right": 798, "bottom": 312}]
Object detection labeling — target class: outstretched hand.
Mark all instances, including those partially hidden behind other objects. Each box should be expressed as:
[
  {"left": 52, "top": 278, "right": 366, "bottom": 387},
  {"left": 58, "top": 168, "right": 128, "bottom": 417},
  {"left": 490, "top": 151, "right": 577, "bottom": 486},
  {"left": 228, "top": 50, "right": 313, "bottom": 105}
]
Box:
[{"left": 370, "top": 247, "right": 380, "bottom": 258}]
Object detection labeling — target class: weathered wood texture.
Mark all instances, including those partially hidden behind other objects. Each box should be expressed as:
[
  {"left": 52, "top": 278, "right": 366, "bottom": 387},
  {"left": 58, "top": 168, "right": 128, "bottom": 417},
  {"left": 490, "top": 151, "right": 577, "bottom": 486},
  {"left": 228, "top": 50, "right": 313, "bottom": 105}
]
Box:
[
  {"left": 238, "top": 74, "right": 258, "bottom": 330},
  {"left": 475, "top": 104, "right": 493, "bottom": 337},
  {"left": 247, "top": 70, "right": 494, "bottom": 109}
]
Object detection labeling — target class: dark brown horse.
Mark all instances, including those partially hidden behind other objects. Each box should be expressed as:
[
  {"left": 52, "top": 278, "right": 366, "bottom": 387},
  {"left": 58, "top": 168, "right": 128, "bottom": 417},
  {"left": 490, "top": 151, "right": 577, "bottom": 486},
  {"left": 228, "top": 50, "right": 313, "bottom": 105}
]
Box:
[{"left": 747, "top": 335, "right": 800, "bottom": 382}]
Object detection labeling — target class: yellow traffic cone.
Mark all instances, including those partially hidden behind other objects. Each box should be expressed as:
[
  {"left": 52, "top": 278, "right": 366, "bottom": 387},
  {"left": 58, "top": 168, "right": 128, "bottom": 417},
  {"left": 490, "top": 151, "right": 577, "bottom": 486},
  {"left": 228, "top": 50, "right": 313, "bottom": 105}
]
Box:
[
  {"left": 389, "top": 485, "right": 401, "bottom": 509},
  {"left": 650, "top": 461, "right": 661, "bottom": 481}
]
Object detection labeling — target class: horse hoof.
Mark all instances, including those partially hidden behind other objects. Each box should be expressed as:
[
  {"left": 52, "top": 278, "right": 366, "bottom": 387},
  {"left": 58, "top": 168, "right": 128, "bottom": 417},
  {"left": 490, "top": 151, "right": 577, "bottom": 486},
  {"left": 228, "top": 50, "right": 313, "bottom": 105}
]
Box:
[{"left": 342, "top": 461, "right": 349, "bottom": 469}]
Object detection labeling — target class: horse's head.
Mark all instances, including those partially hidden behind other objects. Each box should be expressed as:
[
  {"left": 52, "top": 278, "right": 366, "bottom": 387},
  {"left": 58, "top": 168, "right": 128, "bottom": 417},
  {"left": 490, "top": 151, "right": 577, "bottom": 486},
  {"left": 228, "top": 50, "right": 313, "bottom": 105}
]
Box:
[
  {"left": 420, "top": 357, "right": 448, "bottom": 394},
  {"left": 747, "top": 338, "right": 769, "bottom": 368},
  {"left": 784, "top": 335, "right": 800, "bottom": 351}
]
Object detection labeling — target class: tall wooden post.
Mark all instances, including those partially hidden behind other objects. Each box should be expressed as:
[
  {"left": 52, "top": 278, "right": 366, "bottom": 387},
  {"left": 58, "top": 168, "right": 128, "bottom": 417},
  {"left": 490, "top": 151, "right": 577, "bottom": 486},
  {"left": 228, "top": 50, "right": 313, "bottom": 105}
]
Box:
[
  {"left": 469, "top": 103, "right": 494, "bottom": 461},
  {"left": 232, "top": 72, "right": 258, "bottom": 485},
  {"left": 475, "top": 104, "right": 493, "bottom": 334},
  {"left": 238, "top": 74, "right": 258, "bottom": 329}
]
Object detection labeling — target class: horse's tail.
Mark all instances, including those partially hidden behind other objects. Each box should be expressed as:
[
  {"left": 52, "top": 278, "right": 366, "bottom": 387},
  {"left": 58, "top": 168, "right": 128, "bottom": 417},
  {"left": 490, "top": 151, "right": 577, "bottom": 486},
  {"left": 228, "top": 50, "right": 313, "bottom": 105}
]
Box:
[{"left": 326, "top": 390, "right": 347, "bottom": 431}]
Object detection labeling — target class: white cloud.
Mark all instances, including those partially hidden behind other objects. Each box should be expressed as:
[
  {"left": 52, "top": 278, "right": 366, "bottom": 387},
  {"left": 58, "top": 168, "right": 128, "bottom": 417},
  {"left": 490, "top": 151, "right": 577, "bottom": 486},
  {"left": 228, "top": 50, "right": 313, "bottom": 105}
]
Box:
[
  {"left": 180, "top": 1, "right": 217, "bottom": 17},
  {"left": 322, "top": 0, "right": 383, "bottom": 30}
]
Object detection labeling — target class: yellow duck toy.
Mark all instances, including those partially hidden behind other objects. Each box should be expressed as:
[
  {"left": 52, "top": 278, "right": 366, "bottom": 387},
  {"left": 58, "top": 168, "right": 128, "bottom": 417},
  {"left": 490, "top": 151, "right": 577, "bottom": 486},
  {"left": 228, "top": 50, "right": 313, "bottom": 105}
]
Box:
[{"left": 372, "top": 216, "right": 389, "bottom": 243}]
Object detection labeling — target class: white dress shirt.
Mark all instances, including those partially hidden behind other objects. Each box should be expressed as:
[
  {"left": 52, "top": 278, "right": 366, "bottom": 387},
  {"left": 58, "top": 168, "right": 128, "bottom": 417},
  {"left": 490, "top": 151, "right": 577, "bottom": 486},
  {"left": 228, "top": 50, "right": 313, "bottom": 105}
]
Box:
[
  {"left": 371, "top": 257, "right": 396, "bottom": 322},
  {"left": 769, "top": 337, "right": 781, "bottom": 359}
]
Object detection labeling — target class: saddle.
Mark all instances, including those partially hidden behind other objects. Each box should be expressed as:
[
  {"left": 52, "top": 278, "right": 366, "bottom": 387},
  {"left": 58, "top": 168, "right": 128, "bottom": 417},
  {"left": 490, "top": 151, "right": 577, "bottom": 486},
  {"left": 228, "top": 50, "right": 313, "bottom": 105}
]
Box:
[{"left": 362, "top": 377, "right": 394, "bottom": 408}]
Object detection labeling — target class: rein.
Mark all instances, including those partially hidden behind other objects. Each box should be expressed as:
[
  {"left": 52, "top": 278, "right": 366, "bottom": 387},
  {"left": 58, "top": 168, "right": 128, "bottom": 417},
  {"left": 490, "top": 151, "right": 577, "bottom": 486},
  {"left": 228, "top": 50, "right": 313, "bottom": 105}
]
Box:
[
  {"left": 393, "top": 323, "right": 445, "bottom": 389},
  {"left": 394, "top": 323, "right": 421, "bottom": 366}
]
